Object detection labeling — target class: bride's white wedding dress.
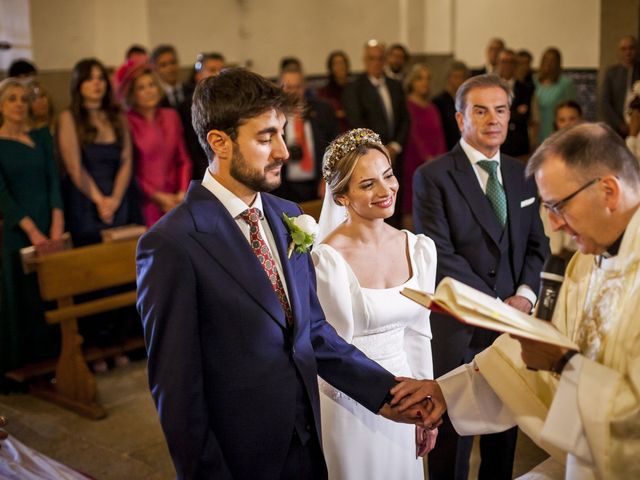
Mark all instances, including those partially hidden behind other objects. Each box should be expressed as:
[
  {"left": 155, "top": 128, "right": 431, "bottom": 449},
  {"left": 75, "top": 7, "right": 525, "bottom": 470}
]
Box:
[{"left": 312, "top": 231, "right": 436, "bottom": 480}]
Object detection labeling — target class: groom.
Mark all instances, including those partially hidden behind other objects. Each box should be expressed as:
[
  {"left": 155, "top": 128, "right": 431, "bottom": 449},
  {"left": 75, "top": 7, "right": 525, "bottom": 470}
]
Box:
[{"left": 136, "top": 68, "right": 427, "bottom": 480}]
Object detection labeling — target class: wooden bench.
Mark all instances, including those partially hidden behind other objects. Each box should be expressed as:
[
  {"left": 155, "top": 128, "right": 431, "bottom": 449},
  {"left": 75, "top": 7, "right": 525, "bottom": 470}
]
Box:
[
  {"left": 299, "top": 199, "right": 323, "bottom": 222},
  {"left": 8, "top": 239, "right": 141, "bottom": 419}
]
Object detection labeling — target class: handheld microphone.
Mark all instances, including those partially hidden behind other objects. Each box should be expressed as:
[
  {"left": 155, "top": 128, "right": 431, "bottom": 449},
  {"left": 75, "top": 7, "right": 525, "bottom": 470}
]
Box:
[{"left": 535, "top": 255, "right": 566, "bottom": 321}]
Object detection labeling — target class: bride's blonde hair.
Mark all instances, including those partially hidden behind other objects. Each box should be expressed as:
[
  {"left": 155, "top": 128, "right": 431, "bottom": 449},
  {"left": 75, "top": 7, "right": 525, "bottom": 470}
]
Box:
[{"left": 322, "top": 128, "right": 390, "bottom": 205}]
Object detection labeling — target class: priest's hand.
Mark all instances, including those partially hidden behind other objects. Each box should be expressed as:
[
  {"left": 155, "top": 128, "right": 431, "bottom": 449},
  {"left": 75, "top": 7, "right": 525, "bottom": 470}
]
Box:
[
  {"left": 390, "top": 378, "right": 447, "bottom": 429},
  {"left": 512, "top": 335, "right": 570, "bottom": 371}
]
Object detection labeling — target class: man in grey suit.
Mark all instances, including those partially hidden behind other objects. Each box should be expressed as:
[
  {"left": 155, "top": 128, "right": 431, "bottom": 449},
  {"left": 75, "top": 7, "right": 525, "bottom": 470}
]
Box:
[
  {"left": 600, "top": 35, "right": 640, "bottom": 137},
  {"left": 413, "top": 74, "right": 549, "bottom": 480}
]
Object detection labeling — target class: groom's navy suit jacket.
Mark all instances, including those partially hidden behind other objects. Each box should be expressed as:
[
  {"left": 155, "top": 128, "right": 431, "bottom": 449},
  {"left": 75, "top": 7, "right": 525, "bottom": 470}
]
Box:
[{"left": 137, "top": 182, "right": 395, "bottom": 479}]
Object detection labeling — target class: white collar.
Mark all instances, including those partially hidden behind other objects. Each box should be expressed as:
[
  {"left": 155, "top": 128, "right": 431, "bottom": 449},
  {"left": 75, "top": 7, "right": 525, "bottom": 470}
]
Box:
[
  {"left": 460, "top": 137, "right": 501, "bottom": 165},
  {"left": 368, "top": 75, "right": 386, "bottom": 87},
  {"left": 201, "top": 169, "right": 264, "bottom": 219}
]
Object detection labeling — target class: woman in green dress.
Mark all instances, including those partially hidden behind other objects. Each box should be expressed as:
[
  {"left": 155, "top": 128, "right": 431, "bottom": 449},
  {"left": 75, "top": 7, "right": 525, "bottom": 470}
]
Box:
[{"left": 0, "top": 78, "right": 64, "bottom": 390}]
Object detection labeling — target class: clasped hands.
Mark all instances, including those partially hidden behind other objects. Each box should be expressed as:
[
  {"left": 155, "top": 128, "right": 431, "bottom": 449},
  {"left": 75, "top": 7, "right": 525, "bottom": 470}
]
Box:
[{"left": 379, "top": 377, "right": 447, "bottom": 431}]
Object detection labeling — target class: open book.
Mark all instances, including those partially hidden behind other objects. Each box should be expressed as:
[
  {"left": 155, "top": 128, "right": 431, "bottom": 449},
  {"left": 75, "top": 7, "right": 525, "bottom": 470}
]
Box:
[{"left": 401, "top": 277, "right": 578, "bottom": 350}]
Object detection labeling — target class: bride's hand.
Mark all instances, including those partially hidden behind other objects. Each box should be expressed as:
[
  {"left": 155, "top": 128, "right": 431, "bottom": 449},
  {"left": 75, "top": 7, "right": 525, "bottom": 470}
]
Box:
[{"left": 416, "top": 425, "right": 438, "bottom": 457}]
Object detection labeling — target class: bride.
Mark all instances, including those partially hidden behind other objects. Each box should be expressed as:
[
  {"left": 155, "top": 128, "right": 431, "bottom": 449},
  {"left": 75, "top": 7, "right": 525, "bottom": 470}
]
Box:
[{"left": 312, "top": 129, "right": 437, "bottom": 480}]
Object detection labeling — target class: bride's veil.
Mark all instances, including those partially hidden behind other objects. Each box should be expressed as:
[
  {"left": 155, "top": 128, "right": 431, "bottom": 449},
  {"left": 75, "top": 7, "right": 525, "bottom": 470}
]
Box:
[{"left": 314, "top": 184, "right": 346, "bottom": 246}]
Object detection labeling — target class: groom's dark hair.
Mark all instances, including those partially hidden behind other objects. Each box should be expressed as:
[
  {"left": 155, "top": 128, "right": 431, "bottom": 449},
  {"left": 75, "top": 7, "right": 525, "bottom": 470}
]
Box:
[{"left": 192, "top": 68, "right": 300, "bottom": 163}]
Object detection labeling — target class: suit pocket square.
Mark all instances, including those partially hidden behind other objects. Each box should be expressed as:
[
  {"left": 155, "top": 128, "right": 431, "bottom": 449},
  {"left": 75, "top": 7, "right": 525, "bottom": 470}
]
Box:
[{"left": 520, "top": 197, "right": 535, "bottom": 208}]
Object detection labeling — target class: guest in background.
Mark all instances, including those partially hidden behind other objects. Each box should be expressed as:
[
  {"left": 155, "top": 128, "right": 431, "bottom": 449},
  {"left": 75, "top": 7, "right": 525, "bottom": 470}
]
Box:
[
  {"left": 554, "top": 100, "right": 583, "bottom": 131},
  {"left": 413, "top": 74, "right": 549, "bottom": 480},
  {"left": 515, "top": 49, "right": 534, "bottom": 88},
  {"left": 498, "top": 49, "right": 535, "bottom": 158},
  {"left": 539, "top": 100, "right": 584, "bottom": 259},
  {"left": 58, "top": 59, "right": 141, "bottom": 371},
  {"left": 27, "top": 81, "right": 55, "bottom": 133},
  {"left": 57, "top": 58, "right": 140, "bottom": 246},
  {"left": 385, "top": 43, "right": 410, "bottom": 81},
  {"left": 344, "top": 40, "right": 410, "bottom": 226},
  {"left": 433, "top": 61, "right": 469, "bottom": 150},
  {"left": 114, "top": 45, "right": 149, "bottom": 88},
  {"left": 532, "top": 47, "right": 576, "bottom": 145},
  {"left": 600, "top": 35, "right": 640, "bottom": 137},
  {"left": 0, "top": 79, "right": 63, "bottom": 390},
  {"left": 151, "top": 44, "right": 187, "bottom": 110},
  {"left": 273, "top": 66, "right": 339, "bottom": 202},
  {"left": 183, "top": 52, "right": 226, "bottom": 179},
  {"left": 118, "top": 62, "right": 191, "bottom": 227},
  {"left": 317, "top": 50, "right": 351, "bottom": 132},
  {"left": 125, "top": 44, "right": 148, "bottom": 63},
  {"left": 279, "top": 56, "right": 302, "bottom": 73},
  {"left": 7, "top": 59, "right": 37, "bottom": 83},
  {"left": 625, "top": 81, "right": 640, "bottom": 161},
  {"left": 471, "top": 38, "right": 505, "bottom": 76},
  {"left": 402, "top": 63, "right": 446, "bottom": 228}
]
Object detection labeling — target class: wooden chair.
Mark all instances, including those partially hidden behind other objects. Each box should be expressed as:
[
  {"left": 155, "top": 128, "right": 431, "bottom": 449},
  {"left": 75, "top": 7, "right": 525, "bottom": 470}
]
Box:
[{"left": 11, "top": 239, "right": 140, "bottom": 419}]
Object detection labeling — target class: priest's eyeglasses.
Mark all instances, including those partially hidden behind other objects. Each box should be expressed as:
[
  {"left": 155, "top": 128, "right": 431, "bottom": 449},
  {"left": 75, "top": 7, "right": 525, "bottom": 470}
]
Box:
[{"left": 542, "top": 178, "right": 601, "bottom": 217}]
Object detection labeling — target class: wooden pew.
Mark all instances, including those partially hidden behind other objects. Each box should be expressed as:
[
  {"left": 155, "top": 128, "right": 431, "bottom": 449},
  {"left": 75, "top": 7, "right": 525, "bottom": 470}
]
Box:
[
  {"left": 299, "top": 199, "right": 323, "bottom": 222},
  {"left": 17, "top": 239, "right": 140, "bottom": 419}
]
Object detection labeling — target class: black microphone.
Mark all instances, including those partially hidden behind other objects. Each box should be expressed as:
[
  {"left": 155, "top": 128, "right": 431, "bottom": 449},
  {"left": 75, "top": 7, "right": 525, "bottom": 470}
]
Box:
[{"left": 535, "top": 255, "right": 566, "bottom": 321}]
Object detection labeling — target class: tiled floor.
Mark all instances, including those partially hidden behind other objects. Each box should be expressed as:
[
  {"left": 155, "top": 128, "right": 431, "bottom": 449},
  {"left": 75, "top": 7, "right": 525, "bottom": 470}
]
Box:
[
  {"left": 0, "top": 361, "right": 175, "bottom": 479},
  {"left": 0, "top": 360, "right": 548, "bottom": 479}
]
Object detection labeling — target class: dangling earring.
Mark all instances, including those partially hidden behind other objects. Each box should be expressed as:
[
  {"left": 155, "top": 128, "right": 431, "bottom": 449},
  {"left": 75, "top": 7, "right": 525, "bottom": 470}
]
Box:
[{"left": 340, "top": 200, "right": 349, "bottom": 219}]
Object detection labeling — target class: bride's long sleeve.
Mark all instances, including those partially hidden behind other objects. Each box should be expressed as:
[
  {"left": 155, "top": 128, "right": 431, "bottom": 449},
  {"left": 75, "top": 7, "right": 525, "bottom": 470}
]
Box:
[
  {"left": 312, "top": 246, "right": 357, "bottom": 343},
  {"left": 404, "top": 234, "right": 438, "bottom": 380}
]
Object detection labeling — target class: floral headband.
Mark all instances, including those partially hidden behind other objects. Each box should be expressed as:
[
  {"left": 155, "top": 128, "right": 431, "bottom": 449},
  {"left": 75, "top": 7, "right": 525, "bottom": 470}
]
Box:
[{"left": 322, "top": 128, "right": 383, "bottom": 181}]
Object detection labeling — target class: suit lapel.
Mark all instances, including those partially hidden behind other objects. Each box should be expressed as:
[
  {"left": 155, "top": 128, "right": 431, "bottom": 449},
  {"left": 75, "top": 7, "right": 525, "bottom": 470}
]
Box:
[
  {"left": 364, "top": 76, "right": 387, "bottom": 125},
  {"left": 449, "top": 145, "right": 503, "bottom": 245},
  {"left": 185, "top": 184, "right": 288, "bottom": 329},
  {"left": 502, "top": 158, "right": 523, "bottom": 258}
]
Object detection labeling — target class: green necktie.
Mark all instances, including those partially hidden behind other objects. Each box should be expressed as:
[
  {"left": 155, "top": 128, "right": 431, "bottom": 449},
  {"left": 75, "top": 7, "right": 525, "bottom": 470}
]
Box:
[{"left": 477, "top": 160, "right": 507, "bottom": 227}]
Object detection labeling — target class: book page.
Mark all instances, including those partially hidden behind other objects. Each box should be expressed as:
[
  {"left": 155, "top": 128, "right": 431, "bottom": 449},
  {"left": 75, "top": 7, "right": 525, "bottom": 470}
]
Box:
[{"left": 401, "top": 277, "right": 578, "bottom": 350}]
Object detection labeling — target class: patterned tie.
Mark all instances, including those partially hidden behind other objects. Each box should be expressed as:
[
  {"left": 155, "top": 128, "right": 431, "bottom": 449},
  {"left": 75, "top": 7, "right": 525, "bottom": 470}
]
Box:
[
  {"left": 477, "top": 160, "right": 507, "bottom": 228},
  {"left": 239, "top": 208, "right": 293, "bottom": 327}
]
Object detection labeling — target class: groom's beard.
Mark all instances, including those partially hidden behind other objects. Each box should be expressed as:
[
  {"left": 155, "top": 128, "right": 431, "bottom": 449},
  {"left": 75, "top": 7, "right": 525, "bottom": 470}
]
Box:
[{"left": 230, "top": 146, "right": 284, "bottom": 193}]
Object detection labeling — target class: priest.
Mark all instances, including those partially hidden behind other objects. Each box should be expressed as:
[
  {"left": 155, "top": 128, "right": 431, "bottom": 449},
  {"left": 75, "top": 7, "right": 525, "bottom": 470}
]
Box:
[{"left": 393, "top": 122, "right": 640, "bottom": 479}]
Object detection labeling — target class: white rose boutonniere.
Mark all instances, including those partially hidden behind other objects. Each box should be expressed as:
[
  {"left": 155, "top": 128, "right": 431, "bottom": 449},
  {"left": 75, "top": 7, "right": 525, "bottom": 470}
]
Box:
[{"left": 282, "top": 213, "right": 318, "bottom": 258}]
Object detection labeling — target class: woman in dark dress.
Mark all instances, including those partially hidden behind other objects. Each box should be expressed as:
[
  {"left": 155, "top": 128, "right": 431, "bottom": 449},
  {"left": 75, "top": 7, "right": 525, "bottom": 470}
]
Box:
[
  {"left": 0, "top": 78, "right": 64, "bottom": 387},
  {"left": 318, "top": 50, "right": 351, "bottom": 132},
  {"left": 57, "top": 58, "right": 141, "bottom": 246},
  {"left": 57, "top": 59, "right": 141, "bottom": 370}
]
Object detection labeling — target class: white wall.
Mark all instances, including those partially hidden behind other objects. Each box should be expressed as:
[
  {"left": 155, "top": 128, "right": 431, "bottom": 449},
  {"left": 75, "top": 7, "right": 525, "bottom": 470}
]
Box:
[
  {"left": 28, "top": 0, "right": 149, "bottom": 71},
  {"left": 452, "top": 0, "right": 601, "bottom": 68},
  {"left": 0, "top": 0, "right": 32, "bottom": 68},
  {"left": 4, "top": 0, "right": 604, "bottom": 74}
]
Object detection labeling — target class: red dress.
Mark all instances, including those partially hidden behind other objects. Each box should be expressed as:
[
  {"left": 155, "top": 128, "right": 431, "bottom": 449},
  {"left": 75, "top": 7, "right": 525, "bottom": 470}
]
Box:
[
  {"left": 403, "top": 100, "right": 446, "bottom": 215},
  {"left": 127, "top": 108, "right": 192, "bottom": 226}
]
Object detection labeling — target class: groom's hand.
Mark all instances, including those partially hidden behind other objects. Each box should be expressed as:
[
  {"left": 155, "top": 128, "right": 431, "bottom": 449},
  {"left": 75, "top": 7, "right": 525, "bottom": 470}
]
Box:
[{"left": 391, "top": 377, "right": 447, "bottom": 429}]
